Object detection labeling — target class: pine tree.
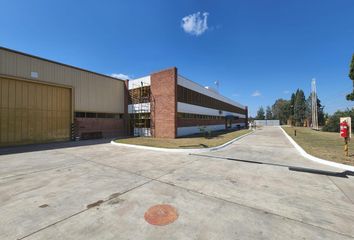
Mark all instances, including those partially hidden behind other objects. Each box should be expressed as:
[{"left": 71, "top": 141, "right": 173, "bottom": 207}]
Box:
[
  {"left": 266, "top": 106, "right": 273, "bottom": 120},
  {"left": 293, "top": 89, "right": 306, "bottom": 126},
  {"left": 290, "top": 92, "right": 296, "bottom": 117},
  {"left": 256, "top": 106, "right": 265, "bottom": 120}
]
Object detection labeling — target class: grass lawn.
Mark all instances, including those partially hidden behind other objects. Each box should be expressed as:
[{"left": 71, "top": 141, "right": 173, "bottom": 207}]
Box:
[
  {"left": 282, "top": 126, "right": 354, "bottom": 166},
  {"left": 115, "top": 129, "right": 252, "bottom": 149}
]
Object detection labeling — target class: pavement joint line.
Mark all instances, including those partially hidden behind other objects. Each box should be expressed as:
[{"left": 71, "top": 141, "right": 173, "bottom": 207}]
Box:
[
  {"left": 19, "top": 178, "right": 154, "bottom": 240},
  {"left": 327, "top": 176, "right": 354, "bottom": 204},
  {"left": 0, "top": 161, "right": 84, "bottom": 181},
  {"left": 55, "top": 150, "right": 149, "bottom": 179},
  {"left": 5, "top": 128, "right": 354, "bottom": 239},
  {"left": 229, "top": 144, "right": 295, "bottom": 149},
  {"left": 18, "top": 154, "right": 201, "bottom": 239},
  {"left": 56, "top": 148, "right": 201, "bottom": 182},
  {"left": 153, "top": 178, "right": 354, "bottom": 239}
]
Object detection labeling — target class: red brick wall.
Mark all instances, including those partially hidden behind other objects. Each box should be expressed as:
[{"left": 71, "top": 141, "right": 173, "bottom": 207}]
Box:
[
  {"left": 150, "top": 67, "right": 177, "bottom": 138},
  {"left": 75, "top": 118, "right": 126, "bottom": 138}
]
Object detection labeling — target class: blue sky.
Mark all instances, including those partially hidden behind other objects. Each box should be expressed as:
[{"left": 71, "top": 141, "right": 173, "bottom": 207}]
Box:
[{"left": 1, "top": 0, "right": 353, "bottom": 116}]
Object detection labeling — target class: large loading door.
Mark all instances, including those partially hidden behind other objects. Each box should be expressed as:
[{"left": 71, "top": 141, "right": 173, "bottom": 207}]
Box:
[{"left": 0, "top": 77, "right": 72, "bottom": 147}]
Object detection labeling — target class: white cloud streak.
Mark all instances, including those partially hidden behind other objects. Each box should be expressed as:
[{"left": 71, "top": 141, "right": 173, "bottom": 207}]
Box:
[
  {"left": 110, "top": 73, "right": 130, "bottom": 80},
  {"left": 181, "top": 12, "right": 209, "bottom": 36},
  {"left": 251, "top": 90, "right": 261, "bottom": 97}
]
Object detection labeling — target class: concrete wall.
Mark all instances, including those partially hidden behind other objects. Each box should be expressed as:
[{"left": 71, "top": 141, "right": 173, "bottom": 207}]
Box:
[{"left": 254, "top": 120, "right": 280, "bottom": 126}]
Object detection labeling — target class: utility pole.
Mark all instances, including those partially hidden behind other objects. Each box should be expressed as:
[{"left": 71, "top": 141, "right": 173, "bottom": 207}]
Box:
[{"left": 311, "top": 78, "right": 319, "bottom": 130}]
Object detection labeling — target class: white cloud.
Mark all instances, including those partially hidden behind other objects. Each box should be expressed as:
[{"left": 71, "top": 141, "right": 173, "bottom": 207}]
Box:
[
  {"left": 283, "top": 90, "right": 290, "bottom": 94},
  {"left": 251, "top": 90, "right": 261, "bottom": 97},
  {"left": 232, "top": 93, "right": 240, "bottom": 97},
  {"left": 110, "top": 73, "right": 130, "bottom": 80},
  {"left": 181, "top": 12, "right": 209, "bottom": 36}
]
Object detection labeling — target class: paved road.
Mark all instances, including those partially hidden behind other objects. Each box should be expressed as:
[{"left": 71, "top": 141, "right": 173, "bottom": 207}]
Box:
[{"left": 1, "top": 127, "right": 354, "bottom": 240}]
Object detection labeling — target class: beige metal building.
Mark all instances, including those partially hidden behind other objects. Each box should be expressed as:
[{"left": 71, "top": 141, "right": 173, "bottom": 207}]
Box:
[{"left": 0, "top": 47, "right": 126, "bottom": 147}]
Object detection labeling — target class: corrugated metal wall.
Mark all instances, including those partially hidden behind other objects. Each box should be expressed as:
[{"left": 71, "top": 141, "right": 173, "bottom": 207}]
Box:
[
  {"left": 0, "top": 77, "right": 71, "bottom": 146},
  {"left": 0, "top": 48, "right": 125, "bottom": 113}
]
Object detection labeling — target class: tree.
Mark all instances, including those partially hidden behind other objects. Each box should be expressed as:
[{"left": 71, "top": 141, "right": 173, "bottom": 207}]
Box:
[
  {"left": 317, "top": 98, "right": 325, "bottom": 126},
  {"left": 322, "top": 108, "right": 354, "bottom": 132},
  {"left": 256, "top": 106, "right": 265, "bottom": 120},
  {"left": 293, "top": 89, "right": 306, "bottom": 126},
  {"left": 305, "top": 96, "right": 312, "bottom": 126},
  {"left": 266, "top": 106, "right": 273, "bottom": 120},
  {"left": 289, "top": 92, "right": 296, "bottom": 124},
  {"left": 346, "top": 54, "right": 354, "bottom": 101},
  {"left": 272, "top": 99, "right": 291, "bottom": 124},
  {"left": 290, "top": 93, "right": 296, "bottom": 116}
]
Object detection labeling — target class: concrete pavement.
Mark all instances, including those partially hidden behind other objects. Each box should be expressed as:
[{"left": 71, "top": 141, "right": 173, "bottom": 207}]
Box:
[{"left": 0, "top": 127, "right": 353, "bottom": 239}]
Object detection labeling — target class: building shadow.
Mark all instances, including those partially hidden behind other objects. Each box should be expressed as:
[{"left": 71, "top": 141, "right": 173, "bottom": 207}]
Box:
[
  {"left": 0, "top": 138, "right": 114, "bottom": 156},
  {"left": 190, "top": 153, "right": 354, "bottom": 179}
]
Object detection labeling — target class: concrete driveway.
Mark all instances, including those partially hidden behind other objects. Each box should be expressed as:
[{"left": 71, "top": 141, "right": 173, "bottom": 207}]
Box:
[{"left": 1, "top": 127, "right": 354, "bottom": 240}]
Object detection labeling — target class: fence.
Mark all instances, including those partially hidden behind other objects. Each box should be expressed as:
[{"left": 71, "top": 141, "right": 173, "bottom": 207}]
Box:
[{"left": 254, "top": 120, "right": 280, "bottom": 126}]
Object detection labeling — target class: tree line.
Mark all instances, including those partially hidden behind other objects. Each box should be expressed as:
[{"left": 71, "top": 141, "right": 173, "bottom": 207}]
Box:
[
  {"left": 254, "top": 54, "right": 354, "bottom": 132},
  {"left": 255, "top": 89, "right": 325, "bottom": 127}
]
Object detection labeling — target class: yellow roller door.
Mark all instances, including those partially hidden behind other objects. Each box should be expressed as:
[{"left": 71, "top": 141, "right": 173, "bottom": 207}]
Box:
[{"left": 0, "top": 77, "right": 71, "bottom": 146}]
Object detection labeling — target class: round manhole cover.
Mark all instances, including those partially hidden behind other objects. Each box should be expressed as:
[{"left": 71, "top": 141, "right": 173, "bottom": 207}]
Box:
[{"left": 144, "top": 204, "right": 178, "bottom": 226}]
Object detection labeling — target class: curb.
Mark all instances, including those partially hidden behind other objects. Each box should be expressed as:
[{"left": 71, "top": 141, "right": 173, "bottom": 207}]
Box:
[
  {"left": 279, "top": 127, "right": 354, "bottom": 171},
  {"left": 110, "top": 130, "right": 255, "bottom": 153}
]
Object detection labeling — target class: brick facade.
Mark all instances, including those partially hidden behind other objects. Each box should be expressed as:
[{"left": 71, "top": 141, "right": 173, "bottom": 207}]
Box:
[
  {"left": 75, "top": 118, "right": 126, "bottom": 139},
  {"left": 150, "top": 68, "right": 177, "bottom": 138}
]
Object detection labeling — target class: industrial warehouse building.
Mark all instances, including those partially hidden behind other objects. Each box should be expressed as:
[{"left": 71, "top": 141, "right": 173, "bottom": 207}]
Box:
[
  {"left": 0, "top": 47, "right": 126, "bottom": 147},
  {"left": 0, "top": 47, "right": 248, "bottom": 147}
]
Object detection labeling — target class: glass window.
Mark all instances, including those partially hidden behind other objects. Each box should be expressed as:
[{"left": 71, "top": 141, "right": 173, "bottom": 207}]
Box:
[
  {"left": 97, "top": 113, "right": 106, "bottom": 118},
  {"left": 75, "top": 112, "right": 85, "bottom": 118},
  {"left": 86, "top": 112, "right": 97, "bottom": 118}
]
